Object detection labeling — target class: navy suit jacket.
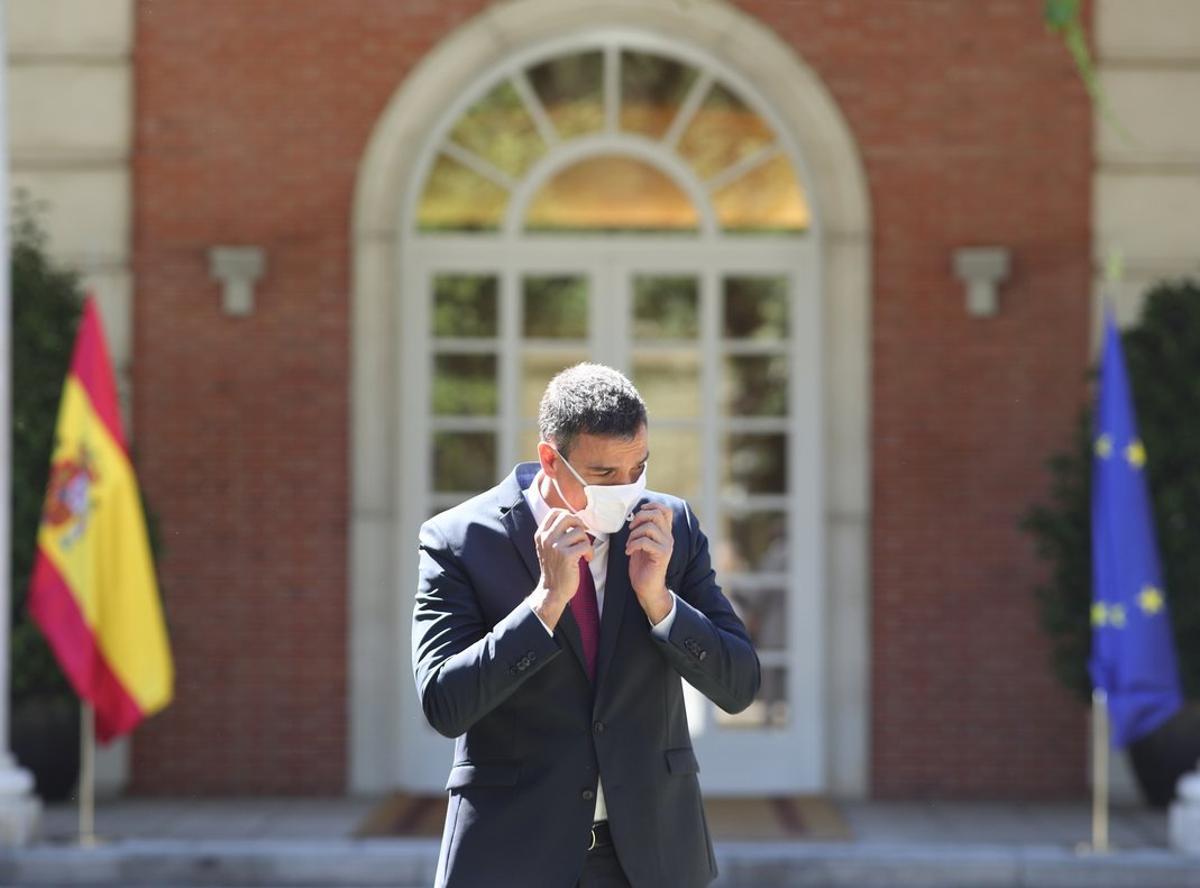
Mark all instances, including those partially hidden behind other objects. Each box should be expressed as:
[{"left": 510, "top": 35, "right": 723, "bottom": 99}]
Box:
[{"left": 412, "top": 462, "right": 761, "bottom": 888}]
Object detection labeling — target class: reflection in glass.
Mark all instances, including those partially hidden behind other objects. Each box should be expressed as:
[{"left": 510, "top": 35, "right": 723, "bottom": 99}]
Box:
[
  {"left": 527, "top": 51, "right": 605, "bottom": 139},
  {"left": 725, "top": 434, "right": 787, "bottom": 495},
  {"left": 417, "top": 154, "right": 508, "bottom": 232},
  {"left": 432, "top": 354, "right": 498, "bottom": 415},
  {"left": 678, "top": 82, "right": 775, "bottom": 181},
  {"left": 633, "top": 276, "right": 699, "bottom": 340},
  {"left": 725, "top": 355, "right": 788, "bottom": 416},
  {"left": 726, "top": 586, "right": 787, "bottom": 651},
  {"left": 717, "top": 512, "right": 787, "bottom": 574},
  {"left": 522, "top": 352, "right": 588, "bottom": 419},
  {"left": 432, "top": 275, "right": 498, "bottom": 337},
  {"left": 620, "top": 51, "right": 698, "bottom": 139},
  {"left": 724, "top": 276, "right": 788, "bottom": 340},
  {"left": 646, "top": 427, "right": 702, "bottom": 501},
  {"left": 433, "top": 432, "right": 496, "bottom": 492},
  {"left": 633, "top": 353, "right": 700, "bottom": 421},
  {"left": 525, "top": 156, "right": 699, "bottom": 233},
  {"left": 714, "top": 154, "right": 809, "bottom": 233},
  {"left": 449, "top": 80, "right": 546, "bottom": 179},
  {"left": 523, "top": 276, "right": 588, "bottom": 339},
  {"left": 716, "top": 667, "right": 788, "bottom": 728}
]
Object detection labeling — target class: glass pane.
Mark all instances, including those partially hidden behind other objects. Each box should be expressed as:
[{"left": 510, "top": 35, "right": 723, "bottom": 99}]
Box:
[
  {"left": 724, "top": 355, "right": 788, "bottom": 416},
  {"left": 724, "top": 433, "right": 787, "bottom": 495},
  {"left": 714, "top": 154, "right": 809, "bottom": 234},
  {"left": 525, "top": 156, "right": 699, "bottom": 233},
  {"left": 633, "top": 353, "right": 700, "bottom": 421},
  {"left": 417, "top": 154, "right": 508, "bottom": 232},
  {"left": 527, "top": 51, "right": 604, "bottom": 139},
  {"left": 678, "top": 82, "right": 775, "bottom": 181},
  {"left": 522, "top": 352, "right": 588, "bottom": 419},
  {"left": 432, "top": 354, "right": 498, "bottom": 415},
  {"left": 433, "top": 432, "right": 495, "bottom": 492},
  {"left": 724, "top": 276, "right": 788, "bottom": 340},
  {"left": 633, "top": 276, "right": 699, "bottom": 340},
  {"left": 717, "top": 512, "right": 787, "bottom": 574},
  {"left": 620, "top": 51, "right": 698, "bottom": 139},
  {"left": 647, "top": 427, "right": 702, "bottom": 502},
  {"left": 523, "top": 276, "right": 588, "bottom": 339},
  {"left": 726, "top": 586, "right": 787, "bottom": 651},
  {"left": 716, "top": 667, "right": 788, "bottom": 728},
  {"left": 432, "top": 275, "right": 498, "bottom": 337},
  {"left": 449, "top": 80, "right": 546, "bottom": 179}
]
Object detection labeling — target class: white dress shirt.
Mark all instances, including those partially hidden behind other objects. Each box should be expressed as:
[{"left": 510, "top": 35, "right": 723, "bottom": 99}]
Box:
[{"left": 522, "top": 471, "right": 678, "bottom": 823}]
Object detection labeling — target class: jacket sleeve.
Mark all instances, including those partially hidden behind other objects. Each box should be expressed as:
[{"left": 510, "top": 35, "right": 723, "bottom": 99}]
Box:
[
  {"left": 651, "top": 502, "right": 762, "bottom": 714},
  {"left": 412, "top": 520, "right": 563, "bottom": 738}
]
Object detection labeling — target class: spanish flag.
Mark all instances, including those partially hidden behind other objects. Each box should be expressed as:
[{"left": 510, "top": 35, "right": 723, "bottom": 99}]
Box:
[{"left": 28, "top": 296, "right": 173, "bottom": 742}]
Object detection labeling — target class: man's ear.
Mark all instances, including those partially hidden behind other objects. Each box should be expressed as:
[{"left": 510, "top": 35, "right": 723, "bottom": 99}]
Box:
[{"left": 536, "top": 441, "right": 558, "bottom": 477}]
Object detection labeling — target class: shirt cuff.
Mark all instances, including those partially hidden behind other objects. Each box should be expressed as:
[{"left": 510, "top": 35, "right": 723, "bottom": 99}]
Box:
[
  {"left": 649, "top": 591, "right": 678, "bottom": 639},
  {"left": 527, "top": 599, "right": 555, "bottom": 637}
]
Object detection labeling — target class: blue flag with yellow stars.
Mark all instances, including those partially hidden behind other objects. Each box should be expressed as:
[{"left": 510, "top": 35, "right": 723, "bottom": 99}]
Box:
[{"left": 1089, "top": 309, "right": 1183, "bottom": 747}]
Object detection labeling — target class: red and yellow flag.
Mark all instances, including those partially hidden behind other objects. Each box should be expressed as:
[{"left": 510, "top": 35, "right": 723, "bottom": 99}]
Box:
[{"left": 28, "top": 296, "right": 173, "bottom": 742}]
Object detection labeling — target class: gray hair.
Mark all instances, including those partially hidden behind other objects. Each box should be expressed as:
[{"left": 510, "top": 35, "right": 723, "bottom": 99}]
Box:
[{"left": 537, "top": 363, "right": 647, "bottom": 458}]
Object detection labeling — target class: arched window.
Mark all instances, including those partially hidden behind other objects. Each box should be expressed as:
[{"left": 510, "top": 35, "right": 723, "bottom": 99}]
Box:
[{"left": 398, "top": 33, "right": 823, "bottom": 792}]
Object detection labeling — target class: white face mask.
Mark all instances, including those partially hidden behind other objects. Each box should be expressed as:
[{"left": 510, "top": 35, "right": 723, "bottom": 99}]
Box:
[{"left": 545, "top": 444, "right": 648, "bottom": 535}]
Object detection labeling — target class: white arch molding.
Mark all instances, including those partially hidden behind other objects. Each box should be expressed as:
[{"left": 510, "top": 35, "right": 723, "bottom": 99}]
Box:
[{"left": 349, "top": 0, "right": 873, "bottom": 796}]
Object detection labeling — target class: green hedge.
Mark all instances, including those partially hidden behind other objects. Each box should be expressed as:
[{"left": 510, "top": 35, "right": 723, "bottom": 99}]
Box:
[
  {"left": 9, "top": 202, "right": 83, "bottom": 702},
  {"left": 1024, "top": 280, "right": 1200, "bottom": 701}
]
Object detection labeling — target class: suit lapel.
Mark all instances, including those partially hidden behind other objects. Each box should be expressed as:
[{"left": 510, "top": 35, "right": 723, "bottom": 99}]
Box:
[
  {"left": 500, "top": 488, "right": 590, "bottom": 681},
  {"left": 594, "top": 520, "right": 633, "bottom": 701},
  {"left": 500, "top": 493, "right": 540, "bottom": 585}
]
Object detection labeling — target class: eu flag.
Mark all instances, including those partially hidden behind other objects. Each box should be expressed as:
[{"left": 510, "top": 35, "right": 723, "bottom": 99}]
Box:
[{"left": 1090, "top": 309, "right": 1183, "bottom": 747}]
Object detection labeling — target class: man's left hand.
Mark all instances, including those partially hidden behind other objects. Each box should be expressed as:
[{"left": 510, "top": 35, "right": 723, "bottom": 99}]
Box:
[{"left": 627, "top": 502, "right": 674, "bottom": 625}]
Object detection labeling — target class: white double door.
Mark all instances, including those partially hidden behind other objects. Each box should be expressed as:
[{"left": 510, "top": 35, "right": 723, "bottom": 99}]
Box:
[{"left": 399, "top": 238, "right": 824, "bottom": 794}]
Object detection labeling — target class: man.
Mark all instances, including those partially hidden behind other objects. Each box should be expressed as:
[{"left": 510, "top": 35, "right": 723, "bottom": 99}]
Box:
[{"left": 413, "top": 363, "right": 761, "bottom": 887}]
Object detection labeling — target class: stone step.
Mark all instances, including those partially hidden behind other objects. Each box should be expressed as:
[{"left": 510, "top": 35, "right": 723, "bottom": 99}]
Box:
[{"left": 2, "top": 838, "right": 1199, "bottom": 887}]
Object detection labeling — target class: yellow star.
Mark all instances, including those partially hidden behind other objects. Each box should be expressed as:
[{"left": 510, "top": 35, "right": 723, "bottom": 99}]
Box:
[
  {"left": 1125, "top": 439, "right": 1146, "bottom": 469},
  {"left": 1109, "top": 604, "right": 1127, "bottom": 628},
  {"left": 1091, "top": 602, "right": 1108, "bottom": 627},
  {"left": 1094, "top": 434, "right": 1112, "bottom": 459},
  {"left": 1138, "top": 585, "right": 1164, "bottom": 615}
]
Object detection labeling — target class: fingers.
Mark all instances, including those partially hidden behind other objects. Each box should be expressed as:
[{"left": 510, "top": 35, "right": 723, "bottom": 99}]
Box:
[
  {"left": 625, "top": 536, "right": 668, "bottom": 560},
  {"left": 625, "top": 519, "right": 671, "bottom": 559},
  {"left": 628, "top": 502, "right": 672, "bottom": 534},
  {"left": 537, "top": 508, "right": 593, "bottom": 561}
]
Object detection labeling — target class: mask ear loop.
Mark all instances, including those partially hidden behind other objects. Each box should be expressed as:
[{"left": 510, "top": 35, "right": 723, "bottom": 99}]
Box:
[
  {"left": 544, "top": 442, "right": 588, "bottom": 523},
  {"left": 625, "top": 463, "right": 649, "bottom": 524}
]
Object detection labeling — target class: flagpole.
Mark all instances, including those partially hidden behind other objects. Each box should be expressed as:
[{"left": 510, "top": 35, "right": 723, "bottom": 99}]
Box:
[
  {"left": 79, "top": 704, "right": 96, "bottom": 846},
  {"left": 1091, "top": 688, "right": 1110, "bottom": 853}
]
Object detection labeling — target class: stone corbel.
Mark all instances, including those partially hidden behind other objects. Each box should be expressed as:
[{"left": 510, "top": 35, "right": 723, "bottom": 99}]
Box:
[
  {"left": 953, "top": 247, "right": 1011, "bottom": 318},
  {"left": 209, "top": 247, "right": 266, "bottom": 316}
]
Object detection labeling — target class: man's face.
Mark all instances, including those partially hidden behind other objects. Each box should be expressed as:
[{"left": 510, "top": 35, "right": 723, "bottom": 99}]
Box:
[{"left": 539, "top": 426, "right": 649, "bottom": 512}]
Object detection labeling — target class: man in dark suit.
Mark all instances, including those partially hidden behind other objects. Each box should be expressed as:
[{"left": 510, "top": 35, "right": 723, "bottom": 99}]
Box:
[{"left": 413, "top": 363, "right": 761, "bottom": 887}]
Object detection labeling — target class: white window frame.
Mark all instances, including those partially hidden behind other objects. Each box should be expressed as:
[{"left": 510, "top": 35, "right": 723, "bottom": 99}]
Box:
[{"left": 395, "top": 30, "right": 826, "bottom": 794}]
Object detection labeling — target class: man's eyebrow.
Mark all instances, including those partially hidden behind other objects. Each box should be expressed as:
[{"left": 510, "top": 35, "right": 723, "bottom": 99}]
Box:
[{"left": 584, "top": 451, "right": 650, "bottom": 472}]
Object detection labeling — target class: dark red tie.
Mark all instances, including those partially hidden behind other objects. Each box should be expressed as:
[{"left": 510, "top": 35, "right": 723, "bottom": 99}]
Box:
[{"left": 571, "top": 552, "right": 600, "bottom": 682}]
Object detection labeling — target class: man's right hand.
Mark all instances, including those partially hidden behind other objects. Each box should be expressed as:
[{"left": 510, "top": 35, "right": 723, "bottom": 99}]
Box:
[{"left": 526, "top": 508, "right": 593, "bottom": 632}]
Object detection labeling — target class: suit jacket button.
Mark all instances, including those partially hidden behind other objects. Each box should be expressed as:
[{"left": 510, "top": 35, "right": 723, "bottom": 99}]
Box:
[
  {"left": 697, "top": 650, "right": 708, "bottom": 662},
  {"left": 593, "top": 721, "right": 605, "bottom": 735},
  {"left": 582, "top": 789, "right": 595, "bottom": 801}
]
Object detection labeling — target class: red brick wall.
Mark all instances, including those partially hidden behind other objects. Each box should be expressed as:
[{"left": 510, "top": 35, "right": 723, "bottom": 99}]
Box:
[
  {"left": 733, "top": 0, "right": 1094, "bottom": 796},
  {"left": 131, "top": 0, "right": 1093, "bottom": 796}
]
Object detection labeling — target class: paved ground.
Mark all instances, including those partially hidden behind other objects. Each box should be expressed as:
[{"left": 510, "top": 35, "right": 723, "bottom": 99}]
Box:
[
  {"left": 36, "top": 796, "right": 1170, "bottom": 849},
  {"left": 3, "top": 797, "right": 1192, "bottom": 887}
]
